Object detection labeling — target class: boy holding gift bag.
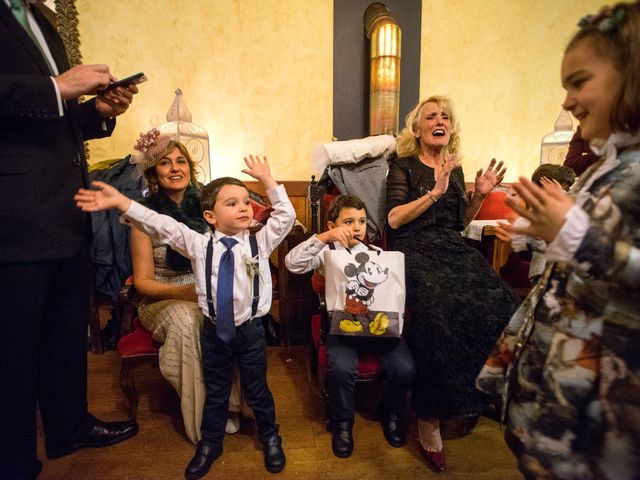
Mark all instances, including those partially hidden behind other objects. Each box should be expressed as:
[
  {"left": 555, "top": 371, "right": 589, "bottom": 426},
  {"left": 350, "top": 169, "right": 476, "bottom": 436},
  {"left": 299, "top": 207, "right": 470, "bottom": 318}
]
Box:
[{"left": 285, "top": 194, "right": 415, "bottom": 458}]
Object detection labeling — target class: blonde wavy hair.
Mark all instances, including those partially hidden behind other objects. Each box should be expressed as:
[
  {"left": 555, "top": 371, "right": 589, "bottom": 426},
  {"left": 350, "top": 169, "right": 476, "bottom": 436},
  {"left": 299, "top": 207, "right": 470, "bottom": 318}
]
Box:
[{"left": 396, "top": 95, "right": 461, "bottom": 159}]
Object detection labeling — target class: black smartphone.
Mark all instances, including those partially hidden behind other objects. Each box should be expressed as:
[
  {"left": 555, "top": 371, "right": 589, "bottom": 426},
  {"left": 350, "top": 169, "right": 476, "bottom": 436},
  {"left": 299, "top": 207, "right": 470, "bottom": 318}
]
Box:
[{"left": 100, "top": 72, "right": 147, "bottom": 92}]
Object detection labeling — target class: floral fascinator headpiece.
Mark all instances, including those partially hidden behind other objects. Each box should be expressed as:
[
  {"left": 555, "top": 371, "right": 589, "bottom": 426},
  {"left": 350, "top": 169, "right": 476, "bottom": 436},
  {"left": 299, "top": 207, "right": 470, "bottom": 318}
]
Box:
[
  {"left": 578, "top": 5, "right": 627, "bottom": 32},
  {"left": 130, "top": 128, "right": 173, "bottom": 176}
]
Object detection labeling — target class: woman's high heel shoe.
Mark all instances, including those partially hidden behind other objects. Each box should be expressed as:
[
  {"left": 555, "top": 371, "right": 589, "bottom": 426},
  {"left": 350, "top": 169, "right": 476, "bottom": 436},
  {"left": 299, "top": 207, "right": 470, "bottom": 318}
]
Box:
[{"left": 419, "top": 443, "right": 445, "bottom": 472}]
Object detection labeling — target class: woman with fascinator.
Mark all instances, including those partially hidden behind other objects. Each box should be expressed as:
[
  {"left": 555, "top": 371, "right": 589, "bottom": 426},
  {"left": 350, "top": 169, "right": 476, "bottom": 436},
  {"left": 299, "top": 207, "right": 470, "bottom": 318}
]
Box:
[{"left": 130, "top": 129, "right": 244, "bottom": 442}]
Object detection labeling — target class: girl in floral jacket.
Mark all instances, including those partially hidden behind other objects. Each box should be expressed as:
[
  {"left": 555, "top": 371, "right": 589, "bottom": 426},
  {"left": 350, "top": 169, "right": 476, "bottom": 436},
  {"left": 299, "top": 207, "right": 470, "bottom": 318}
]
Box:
[{"left": 477, "top": 2, "right": 640, "bottom": 479}]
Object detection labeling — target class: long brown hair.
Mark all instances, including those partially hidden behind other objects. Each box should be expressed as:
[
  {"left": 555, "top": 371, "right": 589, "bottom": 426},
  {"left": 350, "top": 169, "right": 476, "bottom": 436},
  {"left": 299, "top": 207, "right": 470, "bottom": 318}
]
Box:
[{"left": 567, "top": 2, "right": 640, "bottom": 133}]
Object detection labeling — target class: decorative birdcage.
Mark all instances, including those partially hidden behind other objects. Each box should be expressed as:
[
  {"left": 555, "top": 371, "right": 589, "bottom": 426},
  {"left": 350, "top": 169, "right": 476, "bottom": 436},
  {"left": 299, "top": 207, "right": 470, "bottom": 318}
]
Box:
[
  {"left": 158, "top": 89, "right": 211, "bottom": 183},
  {"left": 540, "top": 109, "right": 574, "bottom": 165}
]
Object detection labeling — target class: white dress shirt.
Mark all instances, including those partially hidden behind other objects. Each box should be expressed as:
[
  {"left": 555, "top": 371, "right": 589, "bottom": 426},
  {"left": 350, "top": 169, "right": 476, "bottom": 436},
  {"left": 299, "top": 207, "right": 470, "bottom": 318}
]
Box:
[
  {"left": 122, "top": 184, "right": 296, "bottom": 326},
  {"left": 5, "top": 0, "right": 63, "bottom": 114}
]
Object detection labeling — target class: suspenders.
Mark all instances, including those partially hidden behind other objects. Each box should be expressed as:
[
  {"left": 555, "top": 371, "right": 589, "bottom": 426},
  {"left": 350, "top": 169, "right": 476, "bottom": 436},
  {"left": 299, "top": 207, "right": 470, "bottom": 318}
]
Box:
[{"left": 205, "top": 234, "right": 259, "bottom": 322}]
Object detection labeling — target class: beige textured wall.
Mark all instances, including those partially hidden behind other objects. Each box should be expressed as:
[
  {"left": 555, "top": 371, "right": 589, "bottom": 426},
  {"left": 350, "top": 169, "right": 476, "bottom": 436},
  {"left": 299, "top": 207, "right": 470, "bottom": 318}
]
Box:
[
  {"left": 421, "top": 0, "right": 604, "bottom": 181},
  {"left": 79, "top": 0, "right": 604, "bottom": 182},
  {"left": 78, "top": 0, "right": 333, "bottom": 181}
]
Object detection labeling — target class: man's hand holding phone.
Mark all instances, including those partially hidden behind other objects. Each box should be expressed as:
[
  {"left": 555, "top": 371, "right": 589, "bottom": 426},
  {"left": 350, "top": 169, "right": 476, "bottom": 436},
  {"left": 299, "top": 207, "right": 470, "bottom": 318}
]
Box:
[
  {"left": 98, "top": 72, "right": 147, "bottom": 93},
  {"left": 95, "top": 72, "right": 145, "bottom": 119}
]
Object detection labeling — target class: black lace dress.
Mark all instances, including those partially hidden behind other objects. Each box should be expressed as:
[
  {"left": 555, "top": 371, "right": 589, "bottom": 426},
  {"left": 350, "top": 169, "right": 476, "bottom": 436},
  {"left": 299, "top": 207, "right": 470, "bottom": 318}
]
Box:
[{"left": 387, "top": 156, "right": 519, "bottom": 418}]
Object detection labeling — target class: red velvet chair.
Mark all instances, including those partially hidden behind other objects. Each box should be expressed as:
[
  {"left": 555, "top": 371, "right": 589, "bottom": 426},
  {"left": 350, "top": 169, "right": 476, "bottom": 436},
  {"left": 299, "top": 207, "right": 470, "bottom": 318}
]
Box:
[
  {"left": 474, "top": 191, "right": 512, "bottom": 221},
  {"left": 116, "top": 278, "right": 159, "bottom": 420}
]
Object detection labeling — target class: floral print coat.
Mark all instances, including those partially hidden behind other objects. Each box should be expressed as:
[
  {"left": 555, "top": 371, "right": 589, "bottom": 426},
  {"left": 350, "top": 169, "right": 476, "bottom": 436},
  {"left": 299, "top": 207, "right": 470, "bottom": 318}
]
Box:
[{"left": 476, "top": 135, "right": 640, "bottom": 480}]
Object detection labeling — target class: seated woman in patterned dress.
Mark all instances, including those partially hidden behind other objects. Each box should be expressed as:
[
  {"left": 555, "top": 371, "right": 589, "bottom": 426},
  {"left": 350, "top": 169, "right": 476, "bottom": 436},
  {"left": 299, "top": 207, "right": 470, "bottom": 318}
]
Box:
[{"left": 130, "top": 129, "right": 245, "bottom": 442}]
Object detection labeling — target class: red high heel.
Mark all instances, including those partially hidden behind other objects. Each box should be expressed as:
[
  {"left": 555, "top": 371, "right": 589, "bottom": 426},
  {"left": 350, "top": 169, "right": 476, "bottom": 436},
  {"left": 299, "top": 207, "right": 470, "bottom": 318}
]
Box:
[{"left": 419, "top": 443, "right": 445, "bottom": 472}]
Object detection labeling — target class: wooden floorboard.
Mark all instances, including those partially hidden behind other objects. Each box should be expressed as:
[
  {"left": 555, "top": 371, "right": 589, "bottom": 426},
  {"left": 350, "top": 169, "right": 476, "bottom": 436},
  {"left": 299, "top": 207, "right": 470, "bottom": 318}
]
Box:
[{"left": 37, "top": 347, "right": 522, "bottom": 479}]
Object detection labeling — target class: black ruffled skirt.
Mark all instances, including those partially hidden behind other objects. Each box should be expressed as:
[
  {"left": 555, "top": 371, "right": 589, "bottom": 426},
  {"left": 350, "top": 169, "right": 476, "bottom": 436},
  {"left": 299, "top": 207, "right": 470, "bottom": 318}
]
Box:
[{"left": 393, "top": 226, "right": 519, "bottom": 418}]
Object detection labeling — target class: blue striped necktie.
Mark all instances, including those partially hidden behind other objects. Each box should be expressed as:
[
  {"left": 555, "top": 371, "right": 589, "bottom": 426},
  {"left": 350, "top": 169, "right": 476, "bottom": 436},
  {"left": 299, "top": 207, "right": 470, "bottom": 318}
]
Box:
[{"left": 216, "top": 237, "right": 238, "bottom": 342}]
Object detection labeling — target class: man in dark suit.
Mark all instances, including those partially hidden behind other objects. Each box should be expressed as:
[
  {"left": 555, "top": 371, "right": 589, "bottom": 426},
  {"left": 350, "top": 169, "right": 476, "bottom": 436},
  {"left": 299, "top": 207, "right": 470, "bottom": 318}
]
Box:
[{"left": 0, "top": 1, "right": 140, "bottom": 478}]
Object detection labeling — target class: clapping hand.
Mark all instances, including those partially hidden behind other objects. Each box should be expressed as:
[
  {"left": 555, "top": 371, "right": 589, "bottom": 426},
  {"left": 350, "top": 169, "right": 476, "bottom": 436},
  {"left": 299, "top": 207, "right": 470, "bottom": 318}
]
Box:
[
  {"left": 432, "top": 155, "right": 462, "bottom": 197},
  {"left": 494, "top": 221, "right": 514, "bottom": 243},
  {"left": 505, "top": 177, "right": 575, "bottom": 243},
  {"left": 540, "top": 176, "right": 565, "bottom": 192},
  {"left": 474, "top": 158, "right": 506, "bottom": 196}
]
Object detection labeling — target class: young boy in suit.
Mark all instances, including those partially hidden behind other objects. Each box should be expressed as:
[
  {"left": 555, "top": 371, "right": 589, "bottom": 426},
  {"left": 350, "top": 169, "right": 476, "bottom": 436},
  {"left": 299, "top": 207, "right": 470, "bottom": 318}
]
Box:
[
  {"left": 76, "top": 155, "right": 294, "bottom": 480},
  {"left": 285, "top": 194, "right": 415, "bottom": 458}
]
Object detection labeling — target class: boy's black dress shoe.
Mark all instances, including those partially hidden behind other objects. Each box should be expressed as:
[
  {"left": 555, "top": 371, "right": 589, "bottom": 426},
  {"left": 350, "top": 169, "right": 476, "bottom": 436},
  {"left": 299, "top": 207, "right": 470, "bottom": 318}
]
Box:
[
  {"left": 46, "top": 417, "right": 138, "bottom": 459},
  {"left": 331, "top": 420, "right": 354, "bottom": 458},
  {"left": 185, "top": 443, "right": 223, "bottom": 480},
  {"left": 263, "top": 435, "right": 286, "bottom": 473},
  {"left": 381, "top": 411, "right": 407, "bottom": 447}
]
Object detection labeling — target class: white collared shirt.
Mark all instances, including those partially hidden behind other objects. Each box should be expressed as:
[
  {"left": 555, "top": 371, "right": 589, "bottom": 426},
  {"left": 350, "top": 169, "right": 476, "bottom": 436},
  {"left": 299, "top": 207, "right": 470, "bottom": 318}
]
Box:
[
  {"left": 5, "top": 0, "right": 63, "bottom": 114},
  {"left": 122, "top": 184, "right": 296, "bottom": 326}
]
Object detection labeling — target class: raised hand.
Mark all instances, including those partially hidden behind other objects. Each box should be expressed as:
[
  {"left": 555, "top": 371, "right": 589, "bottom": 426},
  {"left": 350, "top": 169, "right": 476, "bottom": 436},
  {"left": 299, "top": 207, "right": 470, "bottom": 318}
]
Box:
[
  {"left": 242, "top": 155, "right": 277, "bottom": 190},
  {"left": 506, "top": 177, "right": 575, "bottom": 243},
  {"left": 540, "top": 176, "right": 565, "bottom": 192},
  {"left": 474, "top": 158, "right": 506, "bottom": 196},
  {"left": 74, "top": 181, "right": 131, "bottom": 213}
]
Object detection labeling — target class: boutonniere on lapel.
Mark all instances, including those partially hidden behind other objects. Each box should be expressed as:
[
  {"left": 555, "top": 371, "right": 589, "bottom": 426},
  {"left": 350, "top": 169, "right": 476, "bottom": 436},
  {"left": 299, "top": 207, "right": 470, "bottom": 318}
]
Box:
[{"left": 243, "top": 254, "right": 260, "bottom": 279}]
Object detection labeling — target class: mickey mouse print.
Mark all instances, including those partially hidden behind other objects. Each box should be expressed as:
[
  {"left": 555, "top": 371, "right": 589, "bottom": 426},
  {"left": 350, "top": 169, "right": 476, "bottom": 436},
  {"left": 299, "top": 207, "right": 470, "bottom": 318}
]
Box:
[{"left": 324, "top": 248, "right": 406, "bottom": 338}]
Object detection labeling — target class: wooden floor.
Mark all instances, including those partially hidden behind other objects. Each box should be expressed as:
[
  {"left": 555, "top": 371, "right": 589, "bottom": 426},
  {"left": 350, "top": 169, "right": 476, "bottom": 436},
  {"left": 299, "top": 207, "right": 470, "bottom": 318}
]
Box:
[{"left": 37, "top": 347, "right": 522, "bottom": 479}]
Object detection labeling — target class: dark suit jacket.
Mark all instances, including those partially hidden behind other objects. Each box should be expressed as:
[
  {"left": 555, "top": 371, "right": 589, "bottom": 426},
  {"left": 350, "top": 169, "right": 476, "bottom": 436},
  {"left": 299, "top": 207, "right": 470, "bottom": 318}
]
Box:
[{"left": 0, "top": 3, "right": 115, "bottom": 263}]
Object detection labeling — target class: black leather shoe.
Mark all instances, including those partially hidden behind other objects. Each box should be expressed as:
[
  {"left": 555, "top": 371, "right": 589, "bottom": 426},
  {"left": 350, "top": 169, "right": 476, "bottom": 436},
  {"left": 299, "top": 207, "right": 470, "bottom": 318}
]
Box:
[
  {"left": 331, "top": 420, "right": 354, "bottom": 458},
  {"left": 46, "top": 417, "right": 138, "bottom": 459},
  {"left": 263, "top": 435, "right": 286, "bottom": 473},
  {"left": 185, "top": 443, "right": 222, "bottom": 480},
  {"left": 381, "top": 411, "right": 407, "bottom": 448}
]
